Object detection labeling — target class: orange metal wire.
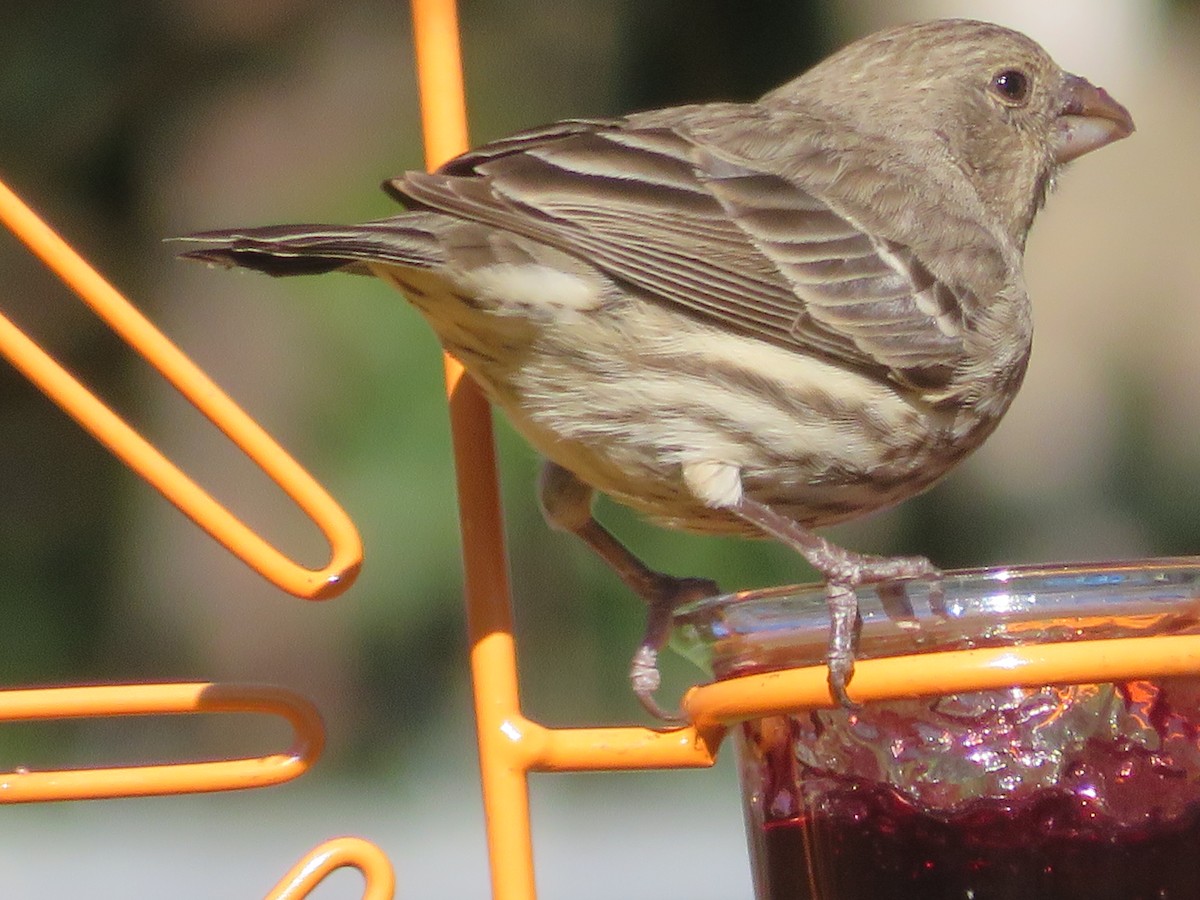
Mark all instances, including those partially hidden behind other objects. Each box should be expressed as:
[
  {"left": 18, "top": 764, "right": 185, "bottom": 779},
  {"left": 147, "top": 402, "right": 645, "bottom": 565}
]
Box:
[
  {"left": 2, "top": 5, "right": 1195, "bottom": 898},
  {"left": 0, "top": 148, "right": 358, "bottom": 887},
  {"left": 407, "top": 2, "right": 536, "bottom": 896},
  {"left": 0, "top": 683, "right": 322, "bottom": 803},
  {"left": 265, "top": 836, "right": 396, "bottom": 900},
  {"left": 406, "top": 6, "right": 1200, "bottom": 898},
  {"left": 408, "top": 4, "right": 726, "bottom": 898},
  {"left": 0, "top": 180, "right": 362, "bottom": 601},
  {"left": 682, "top": 630, "right": 1200, "bottom": 731}
]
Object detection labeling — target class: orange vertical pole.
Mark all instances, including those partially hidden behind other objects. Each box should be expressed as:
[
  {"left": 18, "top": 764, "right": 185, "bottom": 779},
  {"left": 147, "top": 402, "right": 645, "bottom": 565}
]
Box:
[{"left": 409, "top": 2, "right": 536, "bottom": 898}]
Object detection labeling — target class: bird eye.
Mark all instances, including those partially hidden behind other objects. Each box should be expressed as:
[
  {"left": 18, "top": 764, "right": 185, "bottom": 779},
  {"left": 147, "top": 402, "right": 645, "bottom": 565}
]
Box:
[{"left": 990, "top": 69, "right": 1032, "bottom": 105}]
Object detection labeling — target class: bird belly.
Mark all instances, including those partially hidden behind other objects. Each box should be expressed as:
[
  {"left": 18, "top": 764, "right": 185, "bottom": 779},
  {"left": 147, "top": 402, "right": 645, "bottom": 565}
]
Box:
[
  {"left": 492, "top": 298, "right": 975, "bottom": 536},
  {"left": 375, "top": 265, "right": 988, "bottom": 538}
]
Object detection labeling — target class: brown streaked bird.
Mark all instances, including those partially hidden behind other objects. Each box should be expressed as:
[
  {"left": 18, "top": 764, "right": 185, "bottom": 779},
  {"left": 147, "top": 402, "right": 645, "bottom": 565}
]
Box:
[{"left": 180, "top": 19, "right": 1134, "bottom": 716}]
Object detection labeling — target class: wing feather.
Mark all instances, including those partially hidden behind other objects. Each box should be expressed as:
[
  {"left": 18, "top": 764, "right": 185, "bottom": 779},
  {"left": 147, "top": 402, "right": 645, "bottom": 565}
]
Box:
[{"left": 391, "top": 121, "right": 978, "bottom": 387}]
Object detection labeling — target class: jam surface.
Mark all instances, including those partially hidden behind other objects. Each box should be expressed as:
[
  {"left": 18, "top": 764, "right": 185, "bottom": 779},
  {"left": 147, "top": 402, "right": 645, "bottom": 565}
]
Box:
[{"left": 760, "top": 777, "right": 1200, "bottom": 900}]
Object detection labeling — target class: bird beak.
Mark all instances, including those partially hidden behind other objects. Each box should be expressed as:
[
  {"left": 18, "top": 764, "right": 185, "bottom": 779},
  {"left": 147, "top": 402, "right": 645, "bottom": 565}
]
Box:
[{"left": 1053, "top": 74, "right": 1135, "bottom": 163}]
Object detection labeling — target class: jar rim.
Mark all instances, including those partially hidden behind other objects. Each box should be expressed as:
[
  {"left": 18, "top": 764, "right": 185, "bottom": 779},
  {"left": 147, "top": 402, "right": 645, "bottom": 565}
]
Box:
[{"left": 671, "top": 556, "right": 1200, "bottom": 680}]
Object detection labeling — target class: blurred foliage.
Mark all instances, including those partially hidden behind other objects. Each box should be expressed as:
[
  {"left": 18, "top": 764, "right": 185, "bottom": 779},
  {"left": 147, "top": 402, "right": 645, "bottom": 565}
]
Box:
[
  {"left": 619, "top": 0, "right": 837, "bottom": 107},
  {"left": 0, "top": 0, "right": 1195, "bottom": 777}
]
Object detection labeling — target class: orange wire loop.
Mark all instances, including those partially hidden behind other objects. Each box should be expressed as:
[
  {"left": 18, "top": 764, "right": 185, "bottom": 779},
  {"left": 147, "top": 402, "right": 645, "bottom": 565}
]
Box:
[
  {"left": 5, "top": 6, "right": 1198, "bottom": 900},
  {"left": 0, "top": 682, "right": 322, "bottom": 803},
  {"left": 265, "top": 836, "right": 396, "bottom": 900},
  {"left": 0, "top": 179, "right": 362, "bottom": 600}
]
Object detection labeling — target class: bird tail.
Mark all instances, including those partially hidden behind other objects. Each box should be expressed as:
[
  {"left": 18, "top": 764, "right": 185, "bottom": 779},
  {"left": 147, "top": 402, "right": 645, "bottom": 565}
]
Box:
[{"left": 175, "top": 215, "right": 446, "bottom": 277}]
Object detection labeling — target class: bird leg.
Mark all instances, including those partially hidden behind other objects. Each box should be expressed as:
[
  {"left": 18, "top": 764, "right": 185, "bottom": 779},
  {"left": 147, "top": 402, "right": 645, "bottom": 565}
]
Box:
[
  {"left": 731, "top": 495, "right": 940, "bottom": 707},
  {"left": 538, "top": 461, "right": 718, "bottom": 720}
]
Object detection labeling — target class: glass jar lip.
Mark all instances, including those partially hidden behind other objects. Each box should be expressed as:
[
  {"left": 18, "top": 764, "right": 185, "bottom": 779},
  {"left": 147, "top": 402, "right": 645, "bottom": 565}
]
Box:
[{"left": 671, "top": 556, "right": 1200, "bottom": 680}]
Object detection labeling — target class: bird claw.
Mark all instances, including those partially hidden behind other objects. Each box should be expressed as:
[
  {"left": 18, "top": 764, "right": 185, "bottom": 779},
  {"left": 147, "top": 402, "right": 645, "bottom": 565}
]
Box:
[
  {"left": 826, "top": 550, "right": 940, "bottom": 587},
  {"left": 630, "top": 645, "right": 685, "bottom": 723},
  {"left": 824, "top": 580, "right": 863, "bottom": 709},
  {"left": 826, "top": 660, "right": 861, "bottom": 711},
  {"left": 822, "top": 556, "right": 942, "bottom": 708},
  {"left": 627, "top": 573, "right": 719, "bottom": 722}
]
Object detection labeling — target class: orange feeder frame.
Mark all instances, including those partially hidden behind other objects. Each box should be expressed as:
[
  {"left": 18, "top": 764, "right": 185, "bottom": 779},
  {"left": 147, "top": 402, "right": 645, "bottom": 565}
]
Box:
[{"left": 3, "top": 2, "right": 1200, "bottom": 898}]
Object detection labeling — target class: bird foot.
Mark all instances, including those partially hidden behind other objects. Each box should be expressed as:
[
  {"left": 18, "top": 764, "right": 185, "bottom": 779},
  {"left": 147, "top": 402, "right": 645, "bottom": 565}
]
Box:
[
  {"left": 820, "top": 551, "right": 942, "bottom": 708},
  {"left": 630, "top": 574, "right": 720, "bottom": 722}
]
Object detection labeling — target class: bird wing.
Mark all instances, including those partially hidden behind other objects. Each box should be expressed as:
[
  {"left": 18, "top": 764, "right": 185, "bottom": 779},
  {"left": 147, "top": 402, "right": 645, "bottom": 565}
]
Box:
[{"left": 389, "top": 120, "right": 975, "bottom": 388}]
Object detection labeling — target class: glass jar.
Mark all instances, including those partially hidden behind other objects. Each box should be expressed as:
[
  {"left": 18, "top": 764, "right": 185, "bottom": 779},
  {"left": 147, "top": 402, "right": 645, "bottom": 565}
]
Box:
[{"left": 673, "top": 559, "right": 1200, "bottom": 900}]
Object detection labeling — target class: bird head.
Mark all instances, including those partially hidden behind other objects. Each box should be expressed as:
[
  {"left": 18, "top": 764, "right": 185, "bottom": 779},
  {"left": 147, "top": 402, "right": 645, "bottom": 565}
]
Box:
[{"left": 766, "top": 19, "right": 1135, "bottom": 247}]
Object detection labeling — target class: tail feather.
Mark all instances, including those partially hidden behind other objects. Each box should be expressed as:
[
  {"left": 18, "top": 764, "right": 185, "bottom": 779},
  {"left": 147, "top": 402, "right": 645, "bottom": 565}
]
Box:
[{"left": 175, "top": 216, "right": 446, "bottom": 277}]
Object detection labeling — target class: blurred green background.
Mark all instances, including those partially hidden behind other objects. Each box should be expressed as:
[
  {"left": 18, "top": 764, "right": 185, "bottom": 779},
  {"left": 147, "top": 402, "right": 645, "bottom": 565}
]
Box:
[{"left": 1, "top": 0, "right": 1197, "bottom": 896}]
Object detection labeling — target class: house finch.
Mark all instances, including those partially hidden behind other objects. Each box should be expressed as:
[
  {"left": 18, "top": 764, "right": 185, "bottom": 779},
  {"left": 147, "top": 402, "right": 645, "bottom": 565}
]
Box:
[{"left": 181, "top": 19, "right": 1133, "bottom": 716}]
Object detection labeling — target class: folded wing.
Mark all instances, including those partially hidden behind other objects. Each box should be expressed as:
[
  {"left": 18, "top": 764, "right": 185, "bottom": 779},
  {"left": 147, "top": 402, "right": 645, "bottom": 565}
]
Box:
[{"left": 392, "top": 120, "right": 973, "bottom": 389}]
